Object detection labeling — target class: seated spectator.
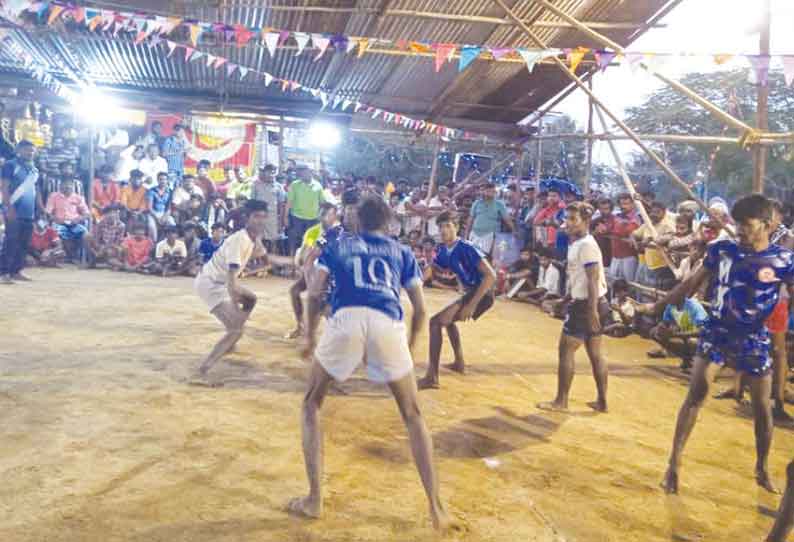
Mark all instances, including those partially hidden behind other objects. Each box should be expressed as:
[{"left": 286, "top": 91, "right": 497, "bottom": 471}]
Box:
[
  {"left": 673, "top": 240, "right": 706, "bottom": 284},
  {"left": 227, "top": 166, "right": 253, "bottom": 200},
  {"left": 171, "top": 174, "right": 204, "bottom": 217},
  {"left": 203, "top": 193, "right": 227, "bottom": 233},
  {"left": 120, "top": 169, "right": 150, "bottom": 233},
  {"left": 45, "top": 178, "right": 90, "bottom": 263},
  {"left": 120, "top": 224, "right": 154, "bottom": 272},
  {"left": 139, "top": 143, "right": 168, "bottom": 189},
  {"left": 603, "top": 279, "right": 636, "bottom": 337},
  {"left": 180, "top": 222, "right": 202, "bottom": 276},
  {"left": 503, "top": 247, "right": 536, "bottom": 297},
  {"left": 649, "top": 296, "right": 708, "bottom": 371},
  {"left": 224, "top": 194, "right": 249, "bottom": 233},
  {"left": 27, "top": 217, "right": 64, "bottom": 267},
  {"left": 199, "top": 222, "right": 226, "bottom": 264},
  {"left": 152, "top": 226, "right": 187, "bottom": 276},
  {"left": 195, "top": 159, "right": 217, "bottom": 199},
  {"left": 183, "top": 193, "right": 207, "bottom": 227},
  {"left": 85, "top": 204, "right": 126, "bottom": 269},
  {"left": 91, "top": 165, "right": 120, "bottom": 221},
  {"left": 147, "top": 172, "right": 175, "bottom": 240},
  {"left": 216, "top": 166, "right": 236, "bottom": 197},
  {"left": 518, "top": 248, "right": 561, "bottom": 305}
]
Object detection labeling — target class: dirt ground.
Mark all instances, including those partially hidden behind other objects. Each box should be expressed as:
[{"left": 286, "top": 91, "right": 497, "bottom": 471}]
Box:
[{"left": 1, "top": 268, "right": 792, "bottom": 542}]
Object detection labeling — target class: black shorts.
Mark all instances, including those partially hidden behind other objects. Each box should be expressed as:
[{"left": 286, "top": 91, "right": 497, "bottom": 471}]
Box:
[
  {"left": 457, "top": 288, "right": 495, "bottom": 321},
  {"left": 562, "top": 297, "right": 611, "bottom": 340}
]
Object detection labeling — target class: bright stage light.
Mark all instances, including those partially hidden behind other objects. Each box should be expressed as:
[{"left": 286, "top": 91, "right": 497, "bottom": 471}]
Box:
[
  {"left": 74, "top": 88, "right": 128, "bottom": 124},
  {"left": 308, "top": 121, "right": 342, "bottom": 148}
]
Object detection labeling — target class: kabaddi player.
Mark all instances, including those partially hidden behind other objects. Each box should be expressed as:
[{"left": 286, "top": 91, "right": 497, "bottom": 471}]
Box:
[
  {"left": 290, "top": 196, "right": 449, "bottom": 529},
  {"left": 639, "top": 194, "right": 794, "bottom": 494},
  {"left": 767, "top": 460, "right": 794, "bottom": 541},
  {"left": 537, "top": 202, "right": 610, "bottom": 413},
  {"left": 417, "top": 211, "right": 496, "bottom": 390}
]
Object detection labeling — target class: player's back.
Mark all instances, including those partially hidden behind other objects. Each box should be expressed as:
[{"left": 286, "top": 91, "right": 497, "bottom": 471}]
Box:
[{"left": 317, "top": 232, "right": 421, "bottom": 321}]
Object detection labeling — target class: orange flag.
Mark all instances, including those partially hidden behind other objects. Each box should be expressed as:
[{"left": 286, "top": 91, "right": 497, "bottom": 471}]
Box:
[
  {"left": 47, "top": 5, "right": 65, "bottom": 25},
  {"left": 410, "top": 42, "right": 432, "bottom": 54}
]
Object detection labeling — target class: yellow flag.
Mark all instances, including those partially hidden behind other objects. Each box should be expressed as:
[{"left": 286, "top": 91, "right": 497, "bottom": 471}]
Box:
[
  {"left": 568, "top": 47, "right": 588, "bottom": 73},
  {"left": 189, "top": 24, "right": 200, "bottom": 47},
  {"left": 714, "top": 54, "right": 734, "bottom": 65},
  {"left": 47, "top": 5, "right": 65, "bottom": 25},
  {"left": 357, "top": 38, "right": 369, "bottom": 58}
]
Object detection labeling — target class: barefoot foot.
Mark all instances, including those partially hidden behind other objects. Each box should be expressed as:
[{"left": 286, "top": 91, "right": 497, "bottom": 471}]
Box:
[
  {"left": 287, "top": 496, "right": 322, "bottom": 519},
  {"left": 661, "top": 467, "right": 679, "bottom": 494},
  {"left": 444, "top": 362, "right": 465, "bottom": 375},
  {"left": 417, "top": 376, "right": 440, "bottom": 391},
  {"left": 587, "top": 399, "right": 608, "bottom": 413},
  {"left": 756, "top": 470, "right": 780, "bottom": 494},
  {"left": 537, "top": 400, "right": 568, "bottom": 413}
]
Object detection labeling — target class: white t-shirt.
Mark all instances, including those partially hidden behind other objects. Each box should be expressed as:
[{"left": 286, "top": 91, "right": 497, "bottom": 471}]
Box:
[
  {"left": 139, "top": 156, "right": 169, "bottom": 188},
  {"left": 566, "top": 234, "right": 607, "bottom": 300},
  {"left": 156, "top": 239, "right": 187, "bottom": 259},
  {"left": 199, "top": 229, "right": 256, "bottom": 283},
  {"left": 426, "top": 196, "right": 443, "bottom": 238},
  {"left": 537, "top": 263, "right": 561, "bottom": 296}
]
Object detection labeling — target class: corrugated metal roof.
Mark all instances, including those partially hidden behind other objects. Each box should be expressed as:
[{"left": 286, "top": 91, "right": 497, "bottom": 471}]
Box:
[{"left": 0, "top": 0, "right": 672, "bottom": 134}]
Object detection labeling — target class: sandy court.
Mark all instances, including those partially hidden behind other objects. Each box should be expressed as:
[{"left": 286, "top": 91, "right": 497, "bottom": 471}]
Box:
[{"left": 0, "top": 267, "right": 792, "bottom": 541}]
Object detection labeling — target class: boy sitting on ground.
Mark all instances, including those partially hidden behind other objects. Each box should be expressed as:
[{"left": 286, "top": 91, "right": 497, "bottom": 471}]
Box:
[
  {"left": 648, "top": 295, "right": 708, "bottom": 371},
  {"left": 85, "top": 204, "right": 126, "bottom": 269},
  {"left": 518, "top": 248, "right": 560, "bottom": 305},
  {"left": 27, "top": 217, "right": 64, "bottom": 267},
  {"left": 152, "top": 226, "right": 188, "bottom": 276},
  {"left": 120, "top": 224, "right": 154, "bottom": 273},
  {"left": 504, "top": 247, "right": 537, "bottom": 298},
  {"left": 179, "top": 222, "right": 202, "bottom": 276},
  {"left": 603, "top": 279, "right": 637, "bottom": 338}
]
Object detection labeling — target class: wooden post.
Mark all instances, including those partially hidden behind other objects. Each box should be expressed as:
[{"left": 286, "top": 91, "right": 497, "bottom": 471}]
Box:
[
  {"left": 425, "top": 135, "right": 442, "bottom": 204},
  {"left": 753, "top": 0, "right": 771, "bottom": 194},
  {"left": 535, "top": 118, "right": 542, "bottom": 181},
  {"left": 584, "top": 76, "right": 594, "bottom": 197},
  {"left": 278, "top": 115, "right": 285, "bottom": 171}
]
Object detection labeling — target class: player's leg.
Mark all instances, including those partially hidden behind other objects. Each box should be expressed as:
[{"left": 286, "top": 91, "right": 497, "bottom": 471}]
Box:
[
  {"left": 584, "top": 334, "right": 608, "bottom": 412},
  {"left": 662, "top": 355, "right": 720, "bottom": 493},
  {"left": 286, "top": 275, "right": 307, "bottom": 339},
  {"left": 749, "top": 370, "right": 778, "bottom": 493},
  {"left": 538, "top": 333, "right": 581, "bottom": 412},
  {"left": 767, "top": 460, "right": 794, "bottom": 542},
  {"left": 418, "top": 299, "right": 462, "bottom": 390},
  {"left": 289, "top": 361, "right": 334, "bottom": 519},
  {"left": 445, "top": 323, "right": 465, "bottom": 372},
  {"left": 196, "top": 299, "right": 251, "bottom": 379},
  {"left": 388, "top": 374, "right": 449, "bottom": 530},
  {"left": 771, "top": 331, "right": 791, "bottom": 421}
]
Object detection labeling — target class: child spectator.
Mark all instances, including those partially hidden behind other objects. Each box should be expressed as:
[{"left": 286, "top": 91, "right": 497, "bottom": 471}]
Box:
[
  {"left": 519, "top": 248, "right": 561, "bottom": 305},
  {"left": 673, "top": 240, "right": 706, "bottom": 284},
  {"left": 86, "top": 204, "right": 126, "bottom": 268},
  {"left": 199, "top": 222, "right": 226, "bottom": 264},
  {"left": 153, "top": 226, "right": 187, "bottom": 276},
  {"left": 649, "top": 296, "right": 708, "bottom": 371},
  {"left": 603, "top": 279, "right": 636, "bottom": 337},
  {"left": 504, "top": 247, "right": 536, "bottom": 297},
  {"left": 27, "top": 217, "right": 64, "bottom": 267},
  {"left": 120, "top": 224, "right": 154, "bottom": 272}
]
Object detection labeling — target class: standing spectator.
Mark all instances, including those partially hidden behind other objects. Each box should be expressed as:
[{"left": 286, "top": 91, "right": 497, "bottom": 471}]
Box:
[
  {"left": 115, "top": 145, "right": 144, "bottom": 185},
  {"left": 517, "top": 186, "right": 537, "bottom": 248},
  {"left": 465, "top": 182, "right": 512, "bottom": 256},
  {"left": 147, "top": 172, "right": 175, "bottom": 240},
  {"left": 216, "top": 166, "right": 236, "bottom": 198},
  {"left": 609, "top": 193, "right": 641, "bottom": 282},
  {"left": 658, "top": 214, "right": 696, "bottom": 262},
  {"left": 194, "top": 159, "right": 217, "bottom": 200},
  {"left": 138, "top": 144, "right": 168, "bottom": 189},
  {"left": 284, "top": 164, "right": 325, "bottom": 255},
  {"left": 138, "top": 121, "right": 164, "bottom": 151},
  {"left": 387, "top": 192, "right": 404, "bottom": 238},
  {"left": 227, "top": 166, "right": 253, "bottom": 200},
  {"left": 591, "top": 198, "right": 615, "bottom": 269},
  {"left": 203, "top": 194, "right": 227, "bottom": 234},
  {"left": 251, "top": 164, "right": 286, "bottom": 251},
  {"left": 85, "top": 204, "right": 126, "bottom": 268},
  {"left": 120, "top": 170, "right": 150, "bottom": 233},
  {"left": 45, "top": 178, "right": 90, "bottom": 263},
  {"left": 532, "top": 188, "right": 565, "bottom": 250},
  {"left": 0, "top": 140, "right": 39, "bottom": 284},
  {"left": 91, "top": 165, "right": 120, "bottom": 220},
  {"left": 403, "top": 191, "right": 427, "bottom": 238},
  {"left": 633, "top": 201, "right": 676, "bottom": 287},
  {"left": 27, "top": 217, "right": 64, "bottom": 267},
  {"left": 161, "top": 123, "right": 188, "bottom": 181},
  {"left": 225, "top": 194, "right": 249, "bottom": 233}
]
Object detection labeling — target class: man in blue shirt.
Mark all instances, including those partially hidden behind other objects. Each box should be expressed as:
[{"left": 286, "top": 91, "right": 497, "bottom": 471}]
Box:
[
  {"left": 640, "top": 194, "right": 794, "bottom": 495},
  {"left": 418, "top": 211, "right": 497, "bottom": 390},
  {"left": 1, "top": 140, "right": 39, "bottom": 284},
  {"left": 293, "top": 196, "right": 449, "bottom": 530},
  {"left": 146, "top": 172, "right": 174, "bottom": 240}
]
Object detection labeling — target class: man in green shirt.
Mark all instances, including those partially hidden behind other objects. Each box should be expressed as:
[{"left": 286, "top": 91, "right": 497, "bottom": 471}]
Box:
[
  {"left": 464, "top": 182, "right": 512, "bottom": 256},
  {"left": 284, "top": 164, "right": 325, "bottom": 255}
]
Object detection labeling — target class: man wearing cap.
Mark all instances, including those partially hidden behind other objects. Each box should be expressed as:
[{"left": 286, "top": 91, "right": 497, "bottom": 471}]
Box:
[
  {"left": 284, "top": 164, "right": 326, "bottom": 256},
  {"left": 251, "top": 164, "right": 286, "bottom": 252}
]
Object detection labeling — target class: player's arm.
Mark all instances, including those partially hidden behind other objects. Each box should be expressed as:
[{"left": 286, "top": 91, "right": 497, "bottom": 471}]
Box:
[
  {"left": 404, "top": 283, "right": 427, "bottom": 353},
  {"left": 639, "top": 265, "right": 712, "bottom": 316},
  {"left": 460, "top": 258, "right": 496, "bottom": 320}
]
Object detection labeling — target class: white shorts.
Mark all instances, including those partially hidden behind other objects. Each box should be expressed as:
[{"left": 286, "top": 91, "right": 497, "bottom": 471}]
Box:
[
  {"left": 469, "top": 231, "right": 495, "bottom": 255},
  {"left": 194, "top": 273, "right": 229, "bottom": 311},
  {"left": 316, "top": 307, "right": 414, "bottom": 384}
]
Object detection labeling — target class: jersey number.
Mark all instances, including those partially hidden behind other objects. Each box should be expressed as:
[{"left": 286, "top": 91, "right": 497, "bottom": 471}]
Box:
[{"left": 352, "top": 256, "right": 393, "bottom": 289}]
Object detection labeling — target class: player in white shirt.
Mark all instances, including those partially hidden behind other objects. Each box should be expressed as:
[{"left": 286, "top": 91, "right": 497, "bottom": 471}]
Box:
[
  {"left": 538, "top": 201, "right": 610, "bottom": 413},
  {"left": 192, "top": 200, "right": 268, "bottom": 384}
]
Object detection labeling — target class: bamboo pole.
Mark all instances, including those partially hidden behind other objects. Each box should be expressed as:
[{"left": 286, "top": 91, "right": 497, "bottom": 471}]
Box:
[
  {"left": 535, "top": 119, "right": 543, "bottom": 181},
  {"left": 753, "top": 0, "right": 772, "bottom": 194},
  {"left": 425, "top": 136, "right": 443, "bottom": 205},
  {"left": 491, "top": 0, "right": 711, "bottom": 216},
  {"left": 528, "top": 0, "right": 754, "bottom": 134},
  {"left": 584, "top": 77, "right": 594, "bottom": 198}
]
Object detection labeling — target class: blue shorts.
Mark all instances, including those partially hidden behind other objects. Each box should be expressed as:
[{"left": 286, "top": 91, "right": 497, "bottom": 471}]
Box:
[
  {"left": 696, "top": 321, "right": 772, "bottom": 376},
  {"left": 55, "top": 223, "right": 87, "bottom": 240}
]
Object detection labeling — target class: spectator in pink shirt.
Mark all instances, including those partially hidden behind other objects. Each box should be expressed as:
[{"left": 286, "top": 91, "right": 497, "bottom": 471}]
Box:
[
  {"left": 532, "top": 188, "right": 565, "bottom": 249},
  {"left": 45, "top": 178, "right": 90, "bottom": 262},
  {"left": 608, "top": 193, "right": 641, "bottom": 282}
]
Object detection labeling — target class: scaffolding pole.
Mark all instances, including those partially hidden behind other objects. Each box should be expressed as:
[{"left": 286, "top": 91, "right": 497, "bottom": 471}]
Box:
[
  {"left": 584, "top": 77, "right": 594, "bottom": 198},
  {"left": 753, "top": 0, "right": 772, "bottom": 193}
]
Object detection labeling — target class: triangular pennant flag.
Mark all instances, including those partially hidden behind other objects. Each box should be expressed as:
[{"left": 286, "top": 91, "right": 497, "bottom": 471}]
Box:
[
  {"left": 542, "top": 48, "right": 563, "bottom": 59},
  {"left": 346, "top": 39, "right": 357, "bottom": 54},
  {"left": 264, "top": 32, "right": 279, "bottom": 57},
  {"left": 332, "top": 96, "right": 343, "bottom": 109},
  {"left": 396, "top": 39, "right": 408, "bottom": 50},
  {"left": 354, "top": 102, "right": 363, "bottom": 113},
  {"left": 290, "top": 81, "right": 301, "bottom": 92},
  {"left": 281, "top": 79, "right": 290, "bottom": 92},
  {"left": 714, "top": 53, "right": 734, "bottom": 65},
  {"left": 88, "top": 14, "right": 102, "bottom": 31},
  {"left": 319, "top": 91, "right": 328, "bottom": 108},
  {"left": 567, "top": 47, "right": 588, "bottom": 72},
  {"left": 166, "top": 40, "right": 178, "bottom": 57},
  {"left": 342, "top": 99, "right": 352, "bottom": 111},
  {"left": 236, "top": 27, "right": 254, "bottom": 48},
  {"left": 517, "top": 49, "right": 543, "bottom": 73},
  {"left": 239, "top": 66, "right": 249, "bottom": 80},
  {"left": 384, "top": 112, "right": 394, "bottom": 123},
  {"left": 458, "top": 46, "right": 481, "bottom": 72},
  {"left": 312, "top": 34, "right": 330, "bottom": 61},
  {"left": 189, "top": 24, "right": 200, "bottom": 47},
  {"left": 293, "top": 32, "right": 310, "bottom": 56},
  {"left": 372, "top": 108, "right": 382, "bottom": 119},
  {"left": 72, "top": 7, "right": 85, "bottom": 23},
  {"left": 165, "top": 17, "right": 182, "bottom": 35},
  {"left": 783, "top": 56, "right": 794, "bottom": 87},
  {"left": 192, "top": 51, "right": 206, "bottom": 62},
  {"left": 206, "top": 54, "right": 215, "bottom": 68},
  {"left": 409, "top": 42, "right": 431, "bottom": 54},
  {"left": 434, "top": 44, "right": 456, "bottom": 72},
  {"left": 594, "top": 50, "right": 616, "bottom": 72},
  {"left": 625, "top": 52, "right": 644, "bottom": 74},
  {"left": 278, "top": 30, "right": 290, "bottom": 47},
  {"left": 489, "top": 47, "right": 512, "bottom": 60},
  {"left": 264, "top": 73, "right": 273, "bottom": 86},
  {"left": 148, "top": 34, "right": 162, "bottom": 49},
  {"left": 748, "top": 55, "right": 770, "bottom": 87},
  {"left": 134, "top": 31, "right": 147, "bottom": 45},
  {"left": 356, "top": 38, "right": 369, "bottom": 58},
  {"left": 184, "top": 47, "right": 195, "bottom": 62},
  {"left": 47, "top": 5, "right": 65, "bottom": 25},
  {"left": 227, "top": 63, "right": 238, "bottom": 76},
  {"left": 214, "top": 57, "right": 227, "bottom": 69}
]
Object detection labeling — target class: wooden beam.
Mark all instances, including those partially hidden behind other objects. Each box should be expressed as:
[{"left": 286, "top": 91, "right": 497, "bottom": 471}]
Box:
[
  {"left": 752, "top": 0, "right": 771, "bottom": 194},
  {"left": 584, "top": 77, "right": 594, "bottom": 197}
]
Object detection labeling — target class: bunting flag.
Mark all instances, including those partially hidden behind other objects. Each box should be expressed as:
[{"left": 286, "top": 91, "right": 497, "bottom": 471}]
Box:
[
  {"left": 434, "top": 44, "right": 455, "bottom": 72},
  {"left": 354, "top": 102, "right": 363, "bottom": 113},
  {"left": 238, "top": 66, "right": 249, "bottom": 80},
  {"left": 206, "top": 53, "right": 215, "bottom": 67},
  {"left": 489, "top": 47, "right": 511, "bottom": 60},
  {"left": 190, "top": 51, "right": 204, "bottom": 62},
  {"left": 281, "top": 79, "right": 290, "bottom": 92},
  {"left": 264, "top": 72, "right": 273, "bottom": 86},
  {"left": 166, "top": 40, "right": 177, "bottom": 57},
  {"left": 293, "top": 32, "right": 309, "bottom": 56},
  {"left": 567, "top": 47, "right": 588, "bottom": 72},
  {"left": 184, "top": 46, "right": 194, "bottom": 61},
  {"left": 133, "top": 31, "right": 147, "bottom": 45},
  {"left": 458, "top": 45, "right": 481, "bottom": 72},
  {"left": 46, "top": 4, "right": 64, "bottom": 24},
  {"left": 312, "top": 34, "right": 330, "bottom": 61},
  {"left": 409, "top": 42, "right": 431, "bottom": 54},
  {"left": 748, "top": 55, "right": 770, "bottom": 87},
  {"left": 625, "top": 52, "right": 644, "bottom": 74},
  {"left": 783, "top": 56, "right": 794, "bottom": 87},
  {"left": 264, "top": 32, "right": 279, "bottom": 57},
  {"left": 236, "top": 26, "right": 254, "bottom": 48},
  {"left": 332, "top": 95, "right": 343, "bottom": 109},
  {"left": 226, "top": 63, "right": 237, "bottom": 76},
  {"left": 714, "top": 53, "right": 734, "bottom": 65},
  {"left": 517, "top": 49, "right": 543, "bottom": 73},
  {"left": 356, "top": 38, "right": 369, "bottom": 58},
  {"left": 342, "top": 99, "right": 352, "bottom": 111},
  {"left": 594, "top": 50, "right": 616, "bottom": 72},
  {"left": 189, "top": 24, "right": 200, "bottom": 47},
  {"left": 346, "top": 39, "right": 357, "bottom": 54},
  {"left": 213, "top": 56, "right": 226, "bottom": 69}
]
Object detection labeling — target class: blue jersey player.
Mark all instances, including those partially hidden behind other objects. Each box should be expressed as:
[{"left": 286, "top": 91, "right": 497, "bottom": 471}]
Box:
[
  {"left": 291, "top": 196, "right": 450, "bottom": 530},
  {"left": 640, "top": 194, "right": 794, "bottom": 495},
  {"left": 417, "top": 211, "right": 497, "bottom": 390}
]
